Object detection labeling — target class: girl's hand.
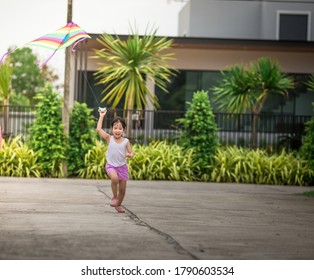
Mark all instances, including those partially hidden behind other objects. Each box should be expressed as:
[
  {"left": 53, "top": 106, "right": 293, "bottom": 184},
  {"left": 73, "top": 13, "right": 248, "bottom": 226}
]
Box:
[
  {"left": 98, "top": 107, "right": 107, "bottom": 116},
  {"left": 99, "top": 109, "right": 107, "bottom": 117},
  {"left": 126, "top": 152, "right": 134, "bottom": 158}
]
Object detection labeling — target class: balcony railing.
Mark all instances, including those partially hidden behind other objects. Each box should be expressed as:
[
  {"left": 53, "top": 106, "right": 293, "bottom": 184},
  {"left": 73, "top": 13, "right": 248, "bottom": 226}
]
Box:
[{"left": 1, "top": 105, "right": 312, "bottom": 149}]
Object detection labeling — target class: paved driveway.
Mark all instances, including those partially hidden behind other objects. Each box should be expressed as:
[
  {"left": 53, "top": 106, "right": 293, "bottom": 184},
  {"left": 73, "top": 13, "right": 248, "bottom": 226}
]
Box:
[{"left": 0, "top": 177, "right": 313, "bottom": 260}]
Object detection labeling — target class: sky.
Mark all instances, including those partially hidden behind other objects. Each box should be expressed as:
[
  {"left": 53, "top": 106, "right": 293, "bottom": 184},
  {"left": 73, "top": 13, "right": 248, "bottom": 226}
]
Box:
[{"left": 0, "top": 0, "right": 187, "bottom": 87}]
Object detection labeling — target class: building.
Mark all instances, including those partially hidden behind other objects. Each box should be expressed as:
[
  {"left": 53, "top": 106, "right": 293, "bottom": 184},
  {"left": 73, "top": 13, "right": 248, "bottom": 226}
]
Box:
[
  {"left": 71, "top": 0, "right": 314, "bottom": 145},
  {"left": 72, "top": 0, "right": 314, "bottom": 116}
]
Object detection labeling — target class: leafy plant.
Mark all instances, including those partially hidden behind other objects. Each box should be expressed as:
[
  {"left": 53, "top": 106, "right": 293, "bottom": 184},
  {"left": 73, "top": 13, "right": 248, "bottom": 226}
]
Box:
[
  {"left": 28, "top": 84, "right": 67, "bottom": 177},
  {"left": 300, "top": 103, "right": 314, "bottom": 176},
  {"left": 68, "top": 102, "right": 96, "bottom": 176},
  {"left": 177, "top": 90, "right": 220, "bottom": 168},
  {"left": 211, "top": 146, "right": 313, "bottom": 186},
  {"left": 78, "top": 140, "right": 108, "bottom": 179},
  {"left": 212, "top": 57, "right": 294, "bottom": 148},
  {"left": 79, "top": 140, "right": 204, "bottom": 181},
  {"left": 93, "top": 28, "right": 177, "bottom": 137},
  {"left": 305, "top": 74, "right": 314, "bottom": 91},
  {"left": 0, "top": 135, "right": 41, "bottom": 177},
  {"left": 9, "top": 47, "right": 60, "bottom": 105},
  {"left": 0, "top": 58, "right": 13, "bottom": 138},
  {"left": 129, "top": 141, "right": 203, "bottom": 181}
]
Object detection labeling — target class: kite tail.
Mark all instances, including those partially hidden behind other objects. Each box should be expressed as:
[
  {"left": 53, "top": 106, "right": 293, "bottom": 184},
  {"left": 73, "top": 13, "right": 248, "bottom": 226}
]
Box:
[
  {"left": 0, "top": 51, "right": 13, "bottom": 64},
  {"left": 71, "top": 37, "right": 87, "bottom": 52}
]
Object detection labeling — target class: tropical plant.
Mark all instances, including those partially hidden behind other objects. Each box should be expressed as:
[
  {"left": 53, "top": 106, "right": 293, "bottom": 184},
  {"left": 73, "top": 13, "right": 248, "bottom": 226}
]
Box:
[
  {"left": 177, "top": 90, "right": 220, "bottom": 168},
  {"left": 79, "top": 140, "right": 204, "bottom": 181},
  {"left": 0, "top": 135, "right": 41, "bottom": 177},
  {"left": 129, "top": 141, "right": 202, "bottom": 181},
  {"left": 299, "top": 76, "right": 314, "bottom": 180},
  {"left": 79, "top": 139, "right": 313, "bottom": 185},
  {"left": 300, "top": 103, "right": 314, "bottom": 176},
  {"left": 93, "top": 28, "right": 177, "bottom": 136},
  {"left": 28, "top": 84, "right": 67, "bottom": 177},
  {"left": 78, "top": 139, "right": 108, "bottom": 179},
  {"left": 306, "top": 73, "right": 314, "bottom": 90},
  {"left": 0, "top": 58, "right": 13, "bottom": 138},
  {"left": 212, "top": 57, "right": 294, "bottom": 148},
  {"left": 68, "top": 102, "right": 96, "bottom": 176},
  {"left": 211, "top": 146, "right": 313, "bottom": 186}
]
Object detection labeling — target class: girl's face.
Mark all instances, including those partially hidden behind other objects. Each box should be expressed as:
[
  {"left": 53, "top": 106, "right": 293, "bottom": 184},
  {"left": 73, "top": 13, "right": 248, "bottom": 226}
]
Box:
[{"left": 111, "top": 121, "right": 124, "bottom": 138}]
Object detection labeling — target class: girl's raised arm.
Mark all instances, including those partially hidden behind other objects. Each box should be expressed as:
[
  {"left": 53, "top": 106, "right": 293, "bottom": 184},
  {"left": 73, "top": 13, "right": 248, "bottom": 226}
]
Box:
[{"left": 96, "top": 110, "right": 110, "bottom": 143}]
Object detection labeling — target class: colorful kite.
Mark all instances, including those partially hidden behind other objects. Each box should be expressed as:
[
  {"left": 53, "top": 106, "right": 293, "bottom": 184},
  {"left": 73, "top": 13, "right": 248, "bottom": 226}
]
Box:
[{"left": 0, "top": 22, "right": 91, "bottom": 66}]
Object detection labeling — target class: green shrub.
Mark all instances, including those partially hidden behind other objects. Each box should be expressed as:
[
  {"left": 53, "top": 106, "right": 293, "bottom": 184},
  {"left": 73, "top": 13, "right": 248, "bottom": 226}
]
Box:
[
  {"left": 78, "top": 140, "right": 108, "bottom": 179},
  {"left": 68, "top": 102, "right": 96, "bottom": 176},
  {"left": 177, "top": 90, "right": 220, "bottom": 168},
  {"left": 129, "top": 141, "right": 203, "bottom": 181},
  {"left": 0, "top": 135, "right": 41, "bottom": 177},
  {"left": 78, "top": 140, "right": 204, "bottom": 181},
  {"left": 211, "top": 146, "right": 314, "bottom": 186},
  {"left": 79, "top": 140, "right": 313, "bottom": 185},
  {"left": 300, "top": 103, "right": 314, "bottom": 172},
  {"left": 28, "top": 84, "right": 67, "bottom": 177}
]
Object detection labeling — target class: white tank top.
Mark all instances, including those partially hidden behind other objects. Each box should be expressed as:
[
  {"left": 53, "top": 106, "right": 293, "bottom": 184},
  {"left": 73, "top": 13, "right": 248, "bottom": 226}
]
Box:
[{"left": 106, "top": 136, "right": 129, "bottom": 167}]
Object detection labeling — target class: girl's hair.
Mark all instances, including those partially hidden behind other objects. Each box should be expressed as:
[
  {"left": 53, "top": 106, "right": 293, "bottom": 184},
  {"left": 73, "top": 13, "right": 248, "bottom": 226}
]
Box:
[{"left": 111, "top": 117, "right": 126, "bottom": 129}]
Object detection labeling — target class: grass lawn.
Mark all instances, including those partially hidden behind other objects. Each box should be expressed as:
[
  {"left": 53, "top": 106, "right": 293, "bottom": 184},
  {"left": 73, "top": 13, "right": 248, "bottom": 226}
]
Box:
[{"left": 300, "top": 190, "right": 314, "bottom": 197}]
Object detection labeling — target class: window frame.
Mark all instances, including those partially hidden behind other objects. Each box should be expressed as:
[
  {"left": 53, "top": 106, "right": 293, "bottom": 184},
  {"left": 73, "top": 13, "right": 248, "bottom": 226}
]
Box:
[{"left": 276, "top": 10, "right": 311, "bottom": 41}]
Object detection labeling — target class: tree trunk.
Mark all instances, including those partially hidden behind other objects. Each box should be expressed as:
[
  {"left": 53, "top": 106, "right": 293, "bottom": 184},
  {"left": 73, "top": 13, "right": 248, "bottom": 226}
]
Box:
[
  {"left": 63, "top": 0, "right": 72, "bottom": 137},
  {"left": 126, "top": 108, "right": 133, "bottom": 139},
  {"left": 125, "top": 87, "right": 134, "bottom": 139},
  {"left": 251, "top": 112, "right": 258, "bottom": 149},
  {"left": 251, "top": 92, "right": 267, "bottom": 149},
  {"left": 3, "top": 98, "right": 10, "bottom": 139},
  {"left": 62, "top": 0, "right": 73, "bottom": 176}
]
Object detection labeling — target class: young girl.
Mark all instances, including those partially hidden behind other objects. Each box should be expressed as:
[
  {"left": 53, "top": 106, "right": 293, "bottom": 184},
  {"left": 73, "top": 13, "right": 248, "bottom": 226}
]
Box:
[{"left": 96, "top": 109, "right": 134, "bottom": 213}]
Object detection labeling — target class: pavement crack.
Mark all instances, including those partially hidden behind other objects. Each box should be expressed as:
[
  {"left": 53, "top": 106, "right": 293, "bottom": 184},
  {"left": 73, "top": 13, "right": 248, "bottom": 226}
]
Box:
[
  {"left": 97, "top": 186, "right": 199, "bottom": 260},
  {"left": 125, "top": 208, "right": 199, "bottom": 260}
]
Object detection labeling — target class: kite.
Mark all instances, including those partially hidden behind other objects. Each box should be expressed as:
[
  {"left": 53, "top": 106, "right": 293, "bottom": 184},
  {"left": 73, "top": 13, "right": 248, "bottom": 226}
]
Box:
[{"left": 0, "top": 22, "right": 91, "bottom": 66}]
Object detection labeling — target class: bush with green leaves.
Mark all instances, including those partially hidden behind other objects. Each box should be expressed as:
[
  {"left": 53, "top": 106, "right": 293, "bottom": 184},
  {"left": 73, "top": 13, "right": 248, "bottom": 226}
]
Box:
[
  {"left": 129, "top": 141, "right": 203, "bottom": 181},
  {"left": 300, "top": 103, "right": 314, "bottom": 173},
  {"left": 78, "top": 140, "right": 108, "bottom": 179},
  {"left": 0, "top": 135, "right": 41, "bottom": 177},
  {"left": 211, "top": 146, "right": 314, "bottom": 186},
  {"left": 68, "top": 102, "right": 96, "bottom": 176},
  {"left": 177, "top": 90, "right": 220, "bottom": 167},
  {"left": 28, "top": 84, "right": 67, "bottom": 177},
  {"left": 78, "top": 140, "right": 204, "bottom": 181}
]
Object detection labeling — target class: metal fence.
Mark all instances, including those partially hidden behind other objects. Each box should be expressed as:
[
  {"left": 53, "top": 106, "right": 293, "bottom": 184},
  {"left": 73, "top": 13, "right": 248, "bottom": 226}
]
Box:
[
  {"left": 0, "top": 105, "right": 36, "bottom": 139},
  {"left": 1, "top": 105, "right": 312, "bottom": 149}
]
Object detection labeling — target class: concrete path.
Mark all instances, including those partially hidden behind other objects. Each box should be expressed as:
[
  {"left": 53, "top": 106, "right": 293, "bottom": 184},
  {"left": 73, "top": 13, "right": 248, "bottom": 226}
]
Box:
[{"left": 0, "top": 177, "right": 313, "bottom": 260}]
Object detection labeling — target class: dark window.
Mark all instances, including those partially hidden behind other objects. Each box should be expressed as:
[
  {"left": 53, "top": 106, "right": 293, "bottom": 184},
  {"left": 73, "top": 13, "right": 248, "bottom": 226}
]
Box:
[
  {"left": 155, "top": 70, "right": 221, "bottom": 111},
  {"left": 279, "top": 14, "right": 308, "bottom": 41},
  {"left": 155, "top": 70, "right": 313, "bottom": 116}
]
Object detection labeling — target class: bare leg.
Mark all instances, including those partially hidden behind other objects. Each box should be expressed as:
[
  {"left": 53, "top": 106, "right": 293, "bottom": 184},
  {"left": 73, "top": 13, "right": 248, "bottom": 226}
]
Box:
[
  {"left": 108, "top": 171, "right": 119, "bottom": 199},
  {"left": 117, "top": 180, "right": 127, "bottom": 205}
]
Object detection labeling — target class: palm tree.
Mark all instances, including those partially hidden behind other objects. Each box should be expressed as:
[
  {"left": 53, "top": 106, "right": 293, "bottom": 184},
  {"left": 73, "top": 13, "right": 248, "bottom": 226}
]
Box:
[
  {"left": 0, "top": 58, "right": 13, "bottom": 139},
  {"left": 93, "top": 29, "right": 177, "bottom": 137},
  {"left": 306, "top": 73, "right": 314, "bottom": 91},
  {"left": 212, "top": 57, "right": 294, "bottom": 148}
]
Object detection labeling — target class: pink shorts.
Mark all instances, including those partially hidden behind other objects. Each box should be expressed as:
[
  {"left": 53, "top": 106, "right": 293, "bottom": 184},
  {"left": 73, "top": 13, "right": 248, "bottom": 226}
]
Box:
[{"left": 106, "top": 163, "right": 129, "bottom": 181}]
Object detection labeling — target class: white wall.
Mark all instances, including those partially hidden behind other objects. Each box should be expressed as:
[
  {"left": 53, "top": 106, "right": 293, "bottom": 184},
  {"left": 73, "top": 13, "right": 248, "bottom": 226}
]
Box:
[{"left": 178, "top": 0, "right": 314, "bottom": 41}]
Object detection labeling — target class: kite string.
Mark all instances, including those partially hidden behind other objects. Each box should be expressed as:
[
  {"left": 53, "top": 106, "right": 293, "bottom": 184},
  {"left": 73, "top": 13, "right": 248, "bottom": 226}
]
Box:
[{"left": 73, "top": 51, "right": 101, "bottom": 109}]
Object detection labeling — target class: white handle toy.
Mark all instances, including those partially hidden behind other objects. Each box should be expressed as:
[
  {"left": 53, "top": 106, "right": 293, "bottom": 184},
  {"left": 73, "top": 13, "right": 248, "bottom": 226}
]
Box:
[{"left": 98, "top": 107, "right": 107, "bottom": 113}]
